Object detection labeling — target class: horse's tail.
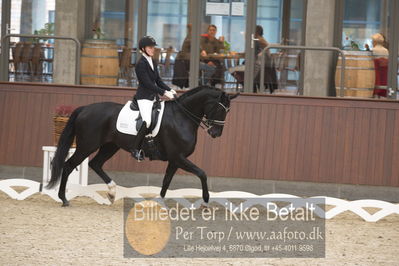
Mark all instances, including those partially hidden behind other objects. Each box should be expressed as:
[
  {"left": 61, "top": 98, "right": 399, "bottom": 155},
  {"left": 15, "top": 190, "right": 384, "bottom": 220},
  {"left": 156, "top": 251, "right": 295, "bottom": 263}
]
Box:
[{"left": 46, "top": 106, "right": 84, "bottom": 189}]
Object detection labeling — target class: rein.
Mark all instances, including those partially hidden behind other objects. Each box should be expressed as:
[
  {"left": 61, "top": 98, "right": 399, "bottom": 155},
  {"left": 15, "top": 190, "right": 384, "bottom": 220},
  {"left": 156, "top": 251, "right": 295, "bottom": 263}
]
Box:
[{"left": 173, "top": 97, "right": 229, "bottom": 132}]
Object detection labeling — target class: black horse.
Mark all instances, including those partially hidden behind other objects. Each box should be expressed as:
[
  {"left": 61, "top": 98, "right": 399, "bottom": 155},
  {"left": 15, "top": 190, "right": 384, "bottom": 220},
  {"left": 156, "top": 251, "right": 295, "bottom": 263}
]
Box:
[{"left": 47, "top": 86, "right": 239, "bottom": 206}]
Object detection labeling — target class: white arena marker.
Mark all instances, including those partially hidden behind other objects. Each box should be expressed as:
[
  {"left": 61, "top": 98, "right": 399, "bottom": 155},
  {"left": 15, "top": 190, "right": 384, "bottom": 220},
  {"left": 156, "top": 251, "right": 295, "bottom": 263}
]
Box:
[{"left": 0, "top": 178, "right": 398, "bottom": 222}]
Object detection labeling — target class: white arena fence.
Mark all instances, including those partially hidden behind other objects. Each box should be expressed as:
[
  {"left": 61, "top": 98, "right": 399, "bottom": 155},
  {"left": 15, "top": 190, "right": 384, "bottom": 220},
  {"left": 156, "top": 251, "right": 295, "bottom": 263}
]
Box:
[{"left": 1, "top": 178, "right": 399, "bottom": 223}]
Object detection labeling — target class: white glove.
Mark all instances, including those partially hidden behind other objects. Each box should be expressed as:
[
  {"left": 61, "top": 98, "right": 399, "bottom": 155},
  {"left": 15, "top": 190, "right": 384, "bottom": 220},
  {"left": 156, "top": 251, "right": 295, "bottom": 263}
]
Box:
[
  {"left": 170, "top": 89, "right": 177, "bottom": 95},
  {"left": 164, "top": 90, "right": 174, "bottom": 99}
]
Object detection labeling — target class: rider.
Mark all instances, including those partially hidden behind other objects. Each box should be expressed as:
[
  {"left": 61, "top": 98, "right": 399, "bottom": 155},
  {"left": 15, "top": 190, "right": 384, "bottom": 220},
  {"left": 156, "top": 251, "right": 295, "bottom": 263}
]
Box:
[{"left": 131, "top": 36, "right": 176, "bottom": 161}]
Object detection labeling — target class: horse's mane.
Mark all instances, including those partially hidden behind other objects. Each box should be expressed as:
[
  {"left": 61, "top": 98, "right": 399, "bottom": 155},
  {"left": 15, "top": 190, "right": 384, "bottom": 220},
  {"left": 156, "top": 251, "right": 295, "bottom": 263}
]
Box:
[{"left": 177, "top": 86, "right": 220, "bottom": 101}]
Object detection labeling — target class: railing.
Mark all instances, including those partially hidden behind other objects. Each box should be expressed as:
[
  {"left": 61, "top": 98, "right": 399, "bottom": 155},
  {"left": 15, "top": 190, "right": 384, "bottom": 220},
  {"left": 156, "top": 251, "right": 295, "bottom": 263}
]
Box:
[
  {"left": 260, "top": 44, "right": 346, "bottom": 96},
  {"left": 1, "top": 34, "right": 81, "bottom": 84}
]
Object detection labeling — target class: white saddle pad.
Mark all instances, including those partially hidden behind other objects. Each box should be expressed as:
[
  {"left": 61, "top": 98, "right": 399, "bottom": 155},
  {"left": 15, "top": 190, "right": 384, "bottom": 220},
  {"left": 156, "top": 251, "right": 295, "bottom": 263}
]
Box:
[{"left": 116, "top": 101, "right": 165, "bottom": 137}]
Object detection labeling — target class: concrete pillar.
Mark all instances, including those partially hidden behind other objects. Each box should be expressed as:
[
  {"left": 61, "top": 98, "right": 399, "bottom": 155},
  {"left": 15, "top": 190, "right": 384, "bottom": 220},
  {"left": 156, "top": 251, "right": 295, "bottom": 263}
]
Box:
[
  {"left": 20, "top": 0, "right": 33, "bottom": 34},
  {"left": 20, "top": 0, "right": 48, "bottom": 33},
  {"left": 53, "top": 0, "right": 86, "bottom": 84},
  {"left": 32, "top": 0, "right": 46, "bottom": 32},
  {"left": 303, "top": 0, "right": 336, "bottom": 96}
]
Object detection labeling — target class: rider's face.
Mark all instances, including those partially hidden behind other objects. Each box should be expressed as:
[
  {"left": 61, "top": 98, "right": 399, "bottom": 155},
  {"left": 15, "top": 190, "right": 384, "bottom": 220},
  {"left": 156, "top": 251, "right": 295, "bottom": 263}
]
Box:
[{"left": 144, "top": 46, "right": 155, "bottom": 57}]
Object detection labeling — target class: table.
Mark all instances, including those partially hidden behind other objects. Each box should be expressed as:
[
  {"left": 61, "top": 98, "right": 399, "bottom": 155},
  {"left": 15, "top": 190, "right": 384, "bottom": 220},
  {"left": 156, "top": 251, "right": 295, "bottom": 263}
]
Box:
[{"left": 201, "top": 52, "right": 245, "bottom": 89}]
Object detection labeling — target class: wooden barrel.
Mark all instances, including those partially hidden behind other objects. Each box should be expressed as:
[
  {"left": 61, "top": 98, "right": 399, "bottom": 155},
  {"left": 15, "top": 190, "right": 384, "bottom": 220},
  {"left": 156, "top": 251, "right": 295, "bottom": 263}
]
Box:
[
  {"left": 80, "top": 40, "right": 119, "bottom": 86},
  {"left": 335, "top": 51, "right": 375, "bottom": 98}
]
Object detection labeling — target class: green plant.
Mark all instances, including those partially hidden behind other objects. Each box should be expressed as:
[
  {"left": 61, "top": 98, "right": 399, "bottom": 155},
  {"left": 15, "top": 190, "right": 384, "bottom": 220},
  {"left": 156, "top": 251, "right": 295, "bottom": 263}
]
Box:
[
  {"left": 350, "top": 40, "right": 360, "bottom": 51},
  {"left": 32, "top": 23, "right": 55, "bottom": 43},
  {"left": 224, "top": 40, "right": 231, "bottom": 53},
  {"left": 35, "top": 23, "right": 55, "bottom": 35}
]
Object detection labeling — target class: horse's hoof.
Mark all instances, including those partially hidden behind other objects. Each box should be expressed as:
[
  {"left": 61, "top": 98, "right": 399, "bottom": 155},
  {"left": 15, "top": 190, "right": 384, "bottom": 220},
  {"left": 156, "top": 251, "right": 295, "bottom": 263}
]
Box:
[
  {"left": 107, "top": 193, "right": 115, "bottom": 204},
  {"left": 203, "top": 194, "right": 210, "bottom": 204},
  {"left": 61, "top": 201, "right": 69, "bottom": 207},
  {"left": 200, "top": 202, "right": 209, "bottom": 209},
  {"left": 160, "top": 190, "right": 166, "bottom": 198}
]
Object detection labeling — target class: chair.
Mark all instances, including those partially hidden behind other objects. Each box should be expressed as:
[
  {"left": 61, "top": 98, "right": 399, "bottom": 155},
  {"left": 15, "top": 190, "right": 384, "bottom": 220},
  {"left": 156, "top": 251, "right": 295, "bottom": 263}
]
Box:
[
  {"left": 223, "top": 55, "right": 243, "bottom": 91},
  {"left": 254, "top": 54, "right": 278, "bottom": 94},
  {"left": 158, "top": 47, "right": 175, "bottom": 84},
  {"left": 227, "top": 61, "right": 245, "bottom": 91},
  {"left": 228, "top": 53, "right": 278, "bottom": 94},
  {"left": 11, "top": 42, "right": 24, "bottom": 79},
  {"left": 275, "top": 50, "right": 301, "bottom": 95},
  {"left": 153, "top": 47, "right": 161, "bottom": 65},
  {"left": 164, "top": 47, "right": 174, "bottom": 79},
  {"left": 41, "top": 44, "right": 54, "bottom": 80},
  {"left": 373, "top": 57, "right": 388, "bottom": 98},
  {"left": 20, "top": 42, "right": 33, "bottom": 80},
  {"left": 31, "top": 43, "right": 45, "bottom": 80},
  {"left": 231, "top": 70, "right": 244, "bottom": 91}
]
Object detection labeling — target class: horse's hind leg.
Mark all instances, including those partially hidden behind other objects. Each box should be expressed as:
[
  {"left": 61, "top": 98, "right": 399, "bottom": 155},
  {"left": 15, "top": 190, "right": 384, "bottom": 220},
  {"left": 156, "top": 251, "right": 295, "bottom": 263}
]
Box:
[
  {"left": 58, "top": 151, "right": 91, "bottom": 207},
  {"left": 88, "top": 143, "right": 120, "bottom": 203},
  {"left": 160, "top": 162, "right": 178, "bottom": 198}
]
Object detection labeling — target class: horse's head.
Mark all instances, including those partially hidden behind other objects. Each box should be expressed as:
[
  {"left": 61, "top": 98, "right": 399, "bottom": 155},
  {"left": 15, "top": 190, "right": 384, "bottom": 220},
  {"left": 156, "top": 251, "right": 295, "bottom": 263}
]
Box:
[{"left": 204, "top": 91, "right": 239, "bottom": 138}]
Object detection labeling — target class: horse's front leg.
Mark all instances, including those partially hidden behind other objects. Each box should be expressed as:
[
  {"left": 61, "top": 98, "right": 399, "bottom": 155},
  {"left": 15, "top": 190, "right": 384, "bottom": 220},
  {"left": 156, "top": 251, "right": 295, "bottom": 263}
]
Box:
[
  {"left": 160, "top": 162, "right": 178, "bottom": 198},
  {"left": 174, "top": 156, "right": 210, "bottom": 204}
]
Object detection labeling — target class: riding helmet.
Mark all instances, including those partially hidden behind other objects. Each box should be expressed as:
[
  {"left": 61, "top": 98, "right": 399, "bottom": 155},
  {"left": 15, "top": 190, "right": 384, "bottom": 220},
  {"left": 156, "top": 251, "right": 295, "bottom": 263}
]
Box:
[{"left": 139, "top": 36, "right": 157, "bottom": 50}]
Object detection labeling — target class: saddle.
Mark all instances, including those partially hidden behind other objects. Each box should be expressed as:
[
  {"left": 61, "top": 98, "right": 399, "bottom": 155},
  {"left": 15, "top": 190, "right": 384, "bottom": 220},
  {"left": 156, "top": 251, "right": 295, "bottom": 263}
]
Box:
[{"left": 130, "top": 98, "right": 162, "bottom": 132}]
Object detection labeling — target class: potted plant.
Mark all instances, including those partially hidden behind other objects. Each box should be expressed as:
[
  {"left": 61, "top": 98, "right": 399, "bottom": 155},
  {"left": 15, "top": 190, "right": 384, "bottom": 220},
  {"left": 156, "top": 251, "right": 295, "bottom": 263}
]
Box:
[
  {"left": 92, "top": 19, "right": 105, "bottom": 39},
  {"left": 53, "top": 105, "right": 76, "bottom": 147}
]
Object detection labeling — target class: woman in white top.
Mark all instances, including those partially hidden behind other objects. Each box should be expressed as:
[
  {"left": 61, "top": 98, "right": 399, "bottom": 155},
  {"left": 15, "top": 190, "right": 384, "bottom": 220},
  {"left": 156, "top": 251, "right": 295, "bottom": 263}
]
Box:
[
  {"left": 371, "top": 33, "right": 389, "bottom": 56},
  {"left": 371, "top": 33, "right": 389, "bottom": 98}
]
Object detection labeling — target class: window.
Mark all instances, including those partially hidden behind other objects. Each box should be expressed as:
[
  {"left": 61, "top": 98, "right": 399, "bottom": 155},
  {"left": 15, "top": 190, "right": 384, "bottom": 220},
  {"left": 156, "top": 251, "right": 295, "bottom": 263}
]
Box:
[{"left": 342, "top": 0, "right": 388, "bottom": 51}]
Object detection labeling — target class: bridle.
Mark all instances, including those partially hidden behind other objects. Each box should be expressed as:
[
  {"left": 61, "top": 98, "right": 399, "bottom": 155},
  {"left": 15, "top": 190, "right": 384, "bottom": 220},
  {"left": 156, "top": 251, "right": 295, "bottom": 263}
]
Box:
[
  {"left": 203, "top": 102, "right": 230, "bottom": 128},
  {"left": 174, "top": 97, "right": 230, "bottom": 132}
]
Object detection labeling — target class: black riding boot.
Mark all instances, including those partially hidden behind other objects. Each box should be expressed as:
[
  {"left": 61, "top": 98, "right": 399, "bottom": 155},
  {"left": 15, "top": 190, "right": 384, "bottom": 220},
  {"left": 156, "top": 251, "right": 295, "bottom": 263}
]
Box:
[{"left": 131, "top": 122, "right": 148, "bottom": 161}]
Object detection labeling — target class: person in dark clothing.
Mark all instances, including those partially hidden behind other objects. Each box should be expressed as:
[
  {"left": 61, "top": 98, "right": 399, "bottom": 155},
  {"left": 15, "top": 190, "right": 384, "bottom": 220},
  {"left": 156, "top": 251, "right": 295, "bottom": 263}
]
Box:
[
  {"left": 131, "top": 36, "right": 176, "bottom": 161},
  {"left": 172, "top": 24, "right": 192, "bottom": 88},
  {"left": 254, "top": 25, "right": 269, "bottom": 56},
  {"left": 253, "top": 25, "right": 277, "bottom": 93},
  {"left": 229, "top": 25, "right": 276, "bottom": 93},
  {"left": 200, "top": 24, "right": 226, "bottom": 86}
]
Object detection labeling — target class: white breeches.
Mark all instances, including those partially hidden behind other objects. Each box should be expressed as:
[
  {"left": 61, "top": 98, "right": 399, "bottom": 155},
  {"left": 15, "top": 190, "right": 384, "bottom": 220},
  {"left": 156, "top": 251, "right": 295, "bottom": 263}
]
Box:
[{"left": 137, "top": 99, "right": 154, "bottom": 128}]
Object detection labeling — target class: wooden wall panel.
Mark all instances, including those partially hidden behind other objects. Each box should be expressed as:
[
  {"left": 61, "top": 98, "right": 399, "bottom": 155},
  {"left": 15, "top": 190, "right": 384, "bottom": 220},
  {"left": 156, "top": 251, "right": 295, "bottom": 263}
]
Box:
[
  {"left": 392, "top": 114, "right": 399, "bottom": 186},
  {"left": 1, "top": 82, "right": 399, "bottom": 187}
]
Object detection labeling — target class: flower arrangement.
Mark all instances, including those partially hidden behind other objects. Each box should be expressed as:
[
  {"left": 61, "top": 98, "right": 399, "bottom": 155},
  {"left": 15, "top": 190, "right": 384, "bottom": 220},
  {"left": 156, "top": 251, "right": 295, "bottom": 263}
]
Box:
[
  {"left": 55, "top": 105, "right": 76, "bottom": 117},
  {"left": 92, "top": 19, "right": 105, "bottom": 39},
  {"left": 53, "top": 105, "right": 76, "bottom": 146},
  {"left": 92, "top": 27, "right": 105, "bottom": 39}
]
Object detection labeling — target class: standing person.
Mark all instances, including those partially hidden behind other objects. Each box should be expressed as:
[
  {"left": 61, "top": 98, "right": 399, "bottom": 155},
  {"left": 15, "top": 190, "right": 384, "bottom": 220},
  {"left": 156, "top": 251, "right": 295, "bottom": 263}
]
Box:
[
  {"left": 254, "top": 25, "right": 269, "bottom": 57},
  {"left": 132, "top": 36, "right": 176, "bottom": 161},
  {"left": 172, "top": 24, "right": 193, "bottom": 88},
  {"left": 371, "top": 33, "right": 389, "bottom": 56},
  {"left": 253, "top": 25, "right": 276, "bottom": 93},
  {"left": 371, "top": 33, "right": 389, "bottom": 98}
]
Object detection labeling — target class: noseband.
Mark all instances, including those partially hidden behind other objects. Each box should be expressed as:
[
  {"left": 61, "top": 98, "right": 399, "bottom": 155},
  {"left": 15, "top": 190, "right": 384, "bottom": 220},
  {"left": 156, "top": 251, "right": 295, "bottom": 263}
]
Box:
[
  {"left": 174, "top": 98, "right": 230, "bottom": 133},
  {"left": 203, "top": 102, "right": 230, "bottom": 128}
]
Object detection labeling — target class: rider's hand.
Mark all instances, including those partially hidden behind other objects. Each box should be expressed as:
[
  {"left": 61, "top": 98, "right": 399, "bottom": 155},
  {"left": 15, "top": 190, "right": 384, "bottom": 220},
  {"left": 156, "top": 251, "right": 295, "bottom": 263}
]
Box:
[
  {"left": 170, "top": 89, "right": 177, "bottom": 95},
  {"left": 164, "top": 90, "right": 174, "bottom": 99}
]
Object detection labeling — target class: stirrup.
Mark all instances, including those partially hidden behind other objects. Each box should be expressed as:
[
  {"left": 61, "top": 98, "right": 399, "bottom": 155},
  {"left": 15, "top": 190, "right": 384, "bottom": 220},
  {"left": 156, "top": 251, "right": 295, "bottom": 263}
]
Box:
[{"left": 131, "top": 149, "right": 145, "bottom": 162}]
